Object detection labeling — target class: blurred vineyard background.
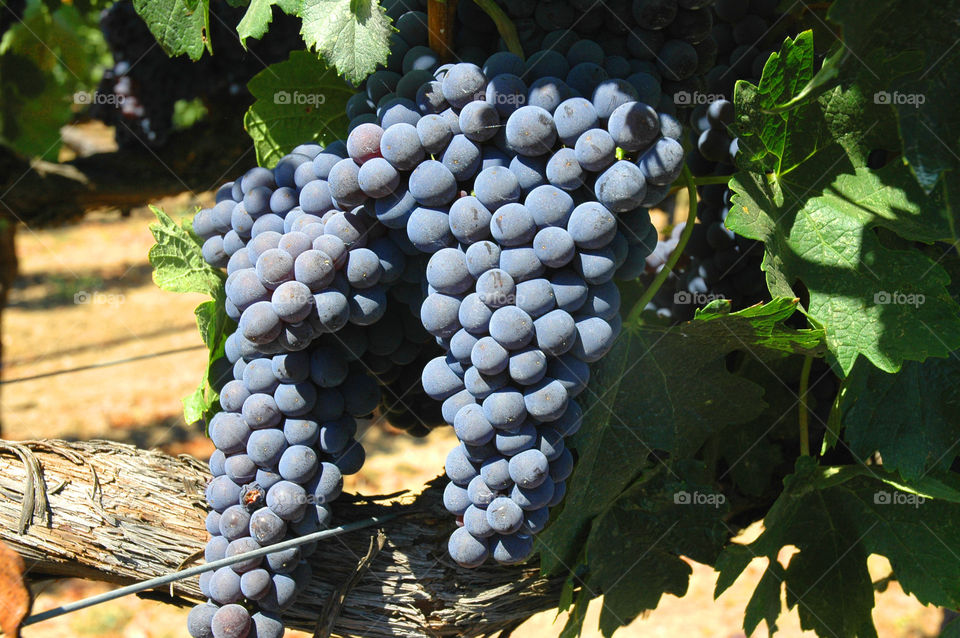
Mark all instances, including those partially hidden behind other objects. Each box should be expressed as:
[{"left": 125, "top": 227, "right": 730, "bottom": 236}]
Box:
[{"left": 0, "top": 0, "right": 951, "bottom": 635}]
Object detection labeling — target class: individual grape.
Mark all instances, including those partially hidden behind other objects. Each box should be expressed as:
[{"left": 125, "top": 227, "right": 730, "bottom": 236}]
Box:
[
  {"left": 465, "top": 240, "right": 502, "bottom": 277},
  {"left": 607, "top": 101, "right": 660, "bottom": 151},
  {"left": 459, "top": 293, "right": 494, "bottom": 334},
  {"left": 464, "top": 504, "right": 495, "bottom": 537},
  {"left": 508, "top": 347, "right": 547, "bottom": 386},
  {"left": 210, "top": 412, "right": 251, "bottom": 455},
  {"left": 459, "top": 100, "right": 501, "bottom": 142},
  {"left": 471, "top": 336, "right": 510, "bottom": 375},
  {"left": 524, "top": 378, "right": 569, "bottom": 421},
  {"left": 220, "top": 380, "right": 251, "bottom": 413},
  {"left": 594, "top": 161, "right": 648, "bottom": 212},
  {"left": 299, "top": 179, "right": 334, "bottom": 215},
  {"left": 205, "top": 510, "right": 222, "bottom": 536},
  {"left": 554, "top": 97, "right": 598, "bottom": 145},
  {"left": 441, "top": 134, "right": 483, "bottom": 182},
  {"left": 481, "top": 388, "right": 527, "bottom": 428},
  {"left": 532, "top": 227, "right": 575, "bottom": 268},
  {"left": 341, "top": 371, "right": 381, "bottom": 415},
  {"left": 454, "top": 402, "right": 497, "bottom": 445},
  {"left": 488, "top": 306, "right": 534, "bottom": 350},
  {"left": 224, "top": 454, "right": 257, "bottom": 484},
  {"left": 345, "top": 248, "right": 383, "bottom": 289},
  {"left": 309, "top": 461, "right": 344, "bottom": 503},
  {"left": 491, "top": 532, "right": 534, "bottom": 564},
  {"left": 549, "top": 352, "right": 592, "bottom": 397},
  {"left": 476, "top": 268, "right": 515, "bottom": 308},
  {"left": 485, "top": 73, "right": 527, "bottom": 117},
  {"left": 573, "top": 128, "right": 616, "bottom": 172},
  {"left": 511, "top": 475, "right": 555, "bottom": 510},
  {"left": 467, "top": 474, "right": 501, "bottom": 508},
  {"left": 187, "top": 602, "right": 217, "bottom": 638},
  {"left": 239, "top": 568, "right": 273, "bottom": 601},
  {"left": 206, "top": 476, "right": 242, "bottom": 513},
  {"left": 567, "top": 202, "right": 618, "bottom": 249},
  {"left": 277, "top": 444, "right": 318, "bottom": 483},
  {"left": 327, "top": 159, "right": 367, "bottom": 207},
  {"left": 225, "top": 536, "right": 262, "bottom": 573},
  {"left": 416, "top": 113, "right": 454, "bottom": 153},
  {"left": 312, "top": 289, "right": 350, "bottom": 333},
  {"left": 318, "top": 416, "right": 355, "bottom": 454},
  {"left": 533, "top": 308, "right": 577, "bottom": 355},
  {"left": 420, "top": 292, "right": 462, "bottom": 338},
  {"left": 448, "top": 526, "right": 489, "bottom": 567},
  {"left": 357, "top": 157, "right": 400, "bottom": 197},
  {"left": 571, "top": 314, "right": 620, "bottom": 362},
  {"left": 474, "top": 166, "right": 521, "bottom": 211},
  {"left": 449, "top": 196, "right": 493, "bottom": 244},
  {"left": 249, "top": 507, "right": 287, "bottom": 545},
  {"left": 490, "top": 203, "right": 537, "bottom": 246},
  {"left": 209, "top": 568, "right": 243, "bottom": 605},
  {"left": 451, "top": 329, "right": 481, "bottom": 365},
  {"left": 525, "top": 185, "right": 574, "bottom": 228},
  {"left": 380, "top": 98, "right": 422, "bottom": 128},
  {"left": 480, "top": 455, "right": 512, "bottom": 490},
  {"left": 427, "top": 248, "right": 472, "bottom": 294},
  {"left": 509, "top": 155, "right": 548, "bottom": 195},
  {"left": 592, "top": 79, "right": 640, "bottom": 120},
  {"left": 346, "top": 122, "right": 384, "bottom": 163},
  {"left": 508, "top": 448, "right": 549, "bottom": 488},
  {"left": 256, "top": 249, "right": 295, "bottom": 290},
  {"left": 422, "top": 355, "right": 466, "bottom": 400},
  {"left": 441, "top": 63, "right": 487, "bottom": 108},
  {"left": 247, "top": 428, "right": 288, "bottom": 467},
  {"left": 505, "top": 106, "right": 557, "bottom": 156},
  {"left": 444, "top": 480, "right": 471, "bottom": 515},
  {"left": 526, "top": 76, "right": 575, "bottom": 113},
  {"left": 407, "top": 160, "right": 457, "bottom": 205},
  {"left": 495, "top": 420, "right": 537, "bottom": 456},
  {"left": 379, "top": 122, "right": 425, "bottom": 170},
  {"left": 486, "top": 496, "right": 524, "bottom": 534},
  {"left": 446, "top": 445, "right": 480, "bottom": 485},
  {"left": 638, "top": 136, "right": 685, "bottom": 185},
  {"left": 274, "top": 381, "right": 317, "bottom": 416},
  {"left": 546, "top": 148, "right": 584, "bottom": 190},
  {"left": 266, "top": 480, "right": 307, "bottom": 521}
]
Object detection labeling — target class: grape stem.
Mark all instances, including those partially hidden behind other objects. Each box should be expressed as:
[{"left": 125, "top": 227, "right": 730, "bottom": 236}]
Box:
[
  {"left": 627, "top": 165, "right": 698, "bottom": 323},
  {"left": 799, "top": 355, "right": 813, "bottom": 456},
  {"left": 689, "top": 174, "right": 735, "bottom": 186},
  {"left": 470, "top": 0, "right": 524, "bottom": 58}
]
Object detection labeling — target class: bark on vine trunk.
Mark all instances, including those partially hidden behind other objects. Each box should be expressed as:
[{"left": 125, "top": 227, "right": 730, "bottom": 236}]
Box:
[{"left": 0, "top": 439, "right": 562, "bottom": 637}]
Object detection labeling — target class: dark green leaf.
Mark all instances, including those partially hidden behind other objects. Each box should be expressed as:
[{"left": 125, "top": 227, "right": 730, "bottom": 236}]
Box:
[
  {"left": 133, "top": 0, "right": 212, "bottom": 60},
  {"left": 244, "top": 51, "right": 353, "bottom": 167},
  {"left": 541, "top": 300, "right": 816, "bottom": 574},
  {"left": 841, "top": 353, "right": 960, "bottom": 480},
  {"left": 728, "top": 32, "right": 960, "bottom": 374}
]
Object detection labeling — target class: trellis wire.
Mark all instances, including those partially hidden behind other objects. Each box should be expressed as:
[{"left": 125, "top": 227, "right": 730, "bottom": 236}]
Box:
[{"left": 22, "top": 512, "right": 401, "bottom": 626}]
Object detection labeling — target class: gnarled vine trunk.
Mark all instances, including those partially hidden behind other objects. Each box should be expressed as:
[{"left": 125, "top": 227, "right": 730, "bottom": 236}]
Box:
[{"left": 0, "top": 439, "right": 562, "bottom": 637}]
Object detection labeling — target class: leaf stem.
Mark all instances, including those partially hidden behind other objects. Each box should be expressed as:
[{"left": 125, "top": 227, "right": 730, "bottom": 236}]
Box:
[
  {"left": 627, "top": 165, "right": 698, "bottom": 324},
  {"left": 798, "top": 355, "right": 813, "bottom": 456}
]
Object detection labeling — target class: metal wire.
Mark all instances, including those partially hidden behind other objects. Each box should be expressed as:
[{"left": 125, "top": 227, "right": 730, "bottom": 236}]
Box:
[
  {"left": 21, "top": 512, "right": 400, "bottom": 626},
  {"left": 1, "top": 345, "right": 204, "bottom": 385}
]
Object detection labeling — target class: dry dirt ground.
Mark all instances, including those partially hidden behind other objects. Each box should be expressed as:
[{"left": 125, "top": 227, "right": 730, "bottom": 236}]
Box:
[{"left": 1, "top": 204, "right": 946, "bottom": 638}]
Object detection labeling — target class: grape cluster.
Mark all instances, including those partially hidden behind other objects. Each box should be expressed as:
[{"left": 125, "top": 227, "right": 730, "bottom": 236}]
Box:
[
  {"left": 94, "top": 0, "right": 301, "bottom": 148},
  {"left": 332, "top": 48, "right": 677, "bottom": 564}
]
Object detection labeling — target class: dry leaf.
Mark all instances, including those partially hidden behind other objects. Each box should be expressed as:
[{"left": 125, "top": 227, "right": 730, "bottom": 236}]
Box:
[{"left": 0, "top": 541, "right": 31, "bottom": 638}]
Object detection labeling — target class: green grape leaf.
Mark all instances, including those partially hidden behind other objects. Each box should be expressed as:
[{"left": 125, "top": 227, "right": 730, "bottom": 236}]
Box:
[
  {"left": 540, "top": 299, "right": 818, "bottom": 575},
  {"left": 840, "top": 353, "right": 960, "bottom": 480},
  {"left": 132, "top": 0, "right": 211, "bottom": 60},
  {"left": 184, "top": 296, "right": 233, "bottom": 427},
  {"left": 299, "top": 0, "right": 392, "bottom": 85},
  {"left": 583, "top": 462, "right": 730, "bottom": 637},
  {"left": 728, "top": 31, "right": 960, "bottom": 375},
  {"left": 716, "top": 457, "right": 960, "bottom": 637},
  {"left": 244, "top": 50, "right": 353, "bottom": 168},
  {"left": 148, "top": 207, "right": 224, "bottom": 296},
  {"left": 826, "top": 0, "right": 960, "bottom": 193},
  {"left": 236, "top": 0, "right": 299, "bottom": 45}
]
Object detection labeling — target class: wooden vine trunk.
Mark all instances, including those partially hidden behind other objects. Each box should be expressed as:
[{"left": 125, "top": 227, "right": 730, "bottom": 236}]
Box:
[{"left": 0, "top": 439, "right": 562, "bottom": 637}]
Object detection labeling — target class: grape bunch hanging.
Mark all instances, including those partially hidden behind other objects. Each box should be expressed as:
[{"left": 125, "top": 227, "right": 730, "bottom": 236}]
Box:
[{"left": 180, "top": 0, "right": 792, "bottom": 635}]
